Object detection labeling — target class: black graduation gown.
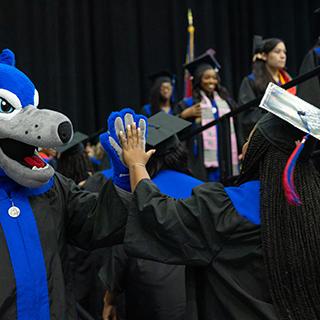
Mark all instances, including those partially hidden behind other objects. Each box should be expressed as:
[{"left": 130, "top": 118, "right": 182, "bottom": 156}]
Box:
[
  {"left": 297, "top": 46, "right": 320, "bottom": 108},
  {"left": 0, "top": 173, "right": 123, "bottom": 320},
  {"left": 238, "top": 76, "right": 266, "bottom": 141},
  {"left": 118, "top": 179, "right": 277, "bottom": 320},
  {"left": 86, "top": 171, "right": 187, "bottom": 320},
  {"left": 99, "top": 244, "right": 186, "bottom": 320}
]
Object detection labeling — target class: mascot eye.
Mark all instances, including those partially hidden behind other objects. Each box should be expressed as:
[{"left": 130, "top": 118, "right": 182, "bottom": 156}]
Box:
[{"left": 0, "top": 98, "right": 15, "bottom": 113}]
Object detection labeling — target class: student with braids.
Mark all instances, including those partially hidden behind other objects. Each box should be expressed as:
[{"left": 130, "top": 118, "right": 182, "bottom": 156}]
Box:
[
  {"left": 90, "top": 112, "right": 202, "bottom": 320},
  {"left": 102, "top": 85, "right": 320, "bottom": 320}
]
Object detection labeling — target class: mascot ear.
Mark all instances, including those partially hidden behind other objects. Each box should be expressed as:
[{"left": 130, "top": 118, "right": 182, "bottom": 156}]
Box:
[{"left": 0, "top": 49, "right": 16, "bottom": 66}]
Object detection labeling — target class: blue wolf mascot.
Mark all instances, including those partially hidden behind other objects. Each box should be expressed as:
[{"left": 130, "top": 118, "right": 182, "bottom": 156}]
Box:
[{"left": 0, "top": 49, "right": 121, "bottom": 320}]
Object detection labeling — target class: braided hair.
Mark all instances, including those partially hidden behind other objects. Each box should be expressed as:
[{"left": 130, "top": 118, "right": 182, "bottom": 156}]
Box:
[{"left": 239, "top": 129, "right": 320, "bottom": 319}]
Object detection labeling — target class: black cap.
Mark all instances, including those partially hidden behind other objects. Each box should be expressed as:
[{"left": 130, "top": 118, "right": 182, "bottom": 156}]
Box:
[
  {"left": 87, "top": 128, "right": 106, "bottom": 145},
  {"left": 55, "top": 131, "right": 88, "bottom": 155},
  {"left": 252, "top": 35, "right": 264, "bottom": 55},
  {"left": 257, "top": 113, "right": 316, "bottom": 160},
  {"left": 184, "top": 48, "right": 221, "bottom": 78},
  {"left": 147, "top": 112, "right": 191, "bottom": 154},
  {"left": 149, "top": 70, "right": 174, "bottom": 84},
  {"left": 257, "top": 113, "right": 304, "bottom": 152}
]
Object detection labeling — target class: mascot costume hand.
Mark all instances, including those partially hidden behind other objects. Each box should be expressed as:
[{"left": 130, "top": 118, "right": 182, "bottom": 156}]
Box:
[{"left": 100, "top": 108, "right": 147, "bottom": 191}]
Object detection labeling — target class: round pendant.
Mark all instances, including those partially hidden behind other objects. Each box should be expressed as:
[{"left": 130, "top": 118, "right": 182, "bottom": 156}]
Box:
[{"left": 8, "top": 206, "right": 20, "bottom": 218}]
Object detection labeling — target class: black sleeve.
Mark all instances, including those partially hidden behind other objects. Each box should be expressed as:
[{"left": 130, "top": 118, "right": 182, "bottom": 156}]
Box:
[
  {"left": 124, "top": 179, "right": 244, "bottom": 266},
  {"left": 55, "top": 173, "right": 128, "bottom": 249},
  {"left": 237, "top": 77, "right": 266, "bottom": 140},
  {"left": 238, "top": 77, "right": 256, "bottom": 106},
  {"left": 297, "top": 49, "right": 320, "bottom": 107}
]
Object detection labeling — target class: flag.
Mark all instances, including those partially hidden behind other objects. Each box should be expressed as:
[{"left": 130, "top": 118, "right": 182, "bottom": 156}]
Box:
[{"left": 184, "top": 9, "right": 195, "bottom": 98}]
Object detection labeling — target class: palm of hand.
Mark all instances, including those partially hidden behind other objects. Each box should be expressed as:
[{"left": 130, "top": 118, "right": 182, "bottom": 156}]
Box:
[{"left": 120, "top": 124, "right": 155, "bottom": 168}]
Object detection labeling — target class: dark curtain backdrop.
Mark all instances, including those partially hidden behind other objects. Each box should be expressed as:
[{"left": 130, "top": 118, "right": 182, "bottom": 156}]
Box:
[{"left": 0, "top": 0, "right": 319, "bottom": 134}]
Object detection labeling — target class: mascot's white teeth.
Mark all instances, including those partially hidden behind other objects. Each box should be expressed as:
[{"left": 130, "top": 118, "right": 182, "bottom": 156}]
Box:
[{"left": 31, "top": 164, "right": 49, "bottom": 171}]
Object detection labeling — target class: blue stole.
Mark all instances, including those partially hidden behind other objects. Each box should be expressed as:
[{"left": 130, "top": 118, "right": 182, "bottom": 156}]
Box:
[
  {"left": 225, "top": 180, "right": 260, "bottom": 225},
  {"left": 103, "top": 168, "right": 203, "bottom": 199},
  {"left": 152, "top": 169, "right": 203, "bottom": 198},
  {"left": 0, "top": 177, "right": 54, "bottom": 319},
  {"left": 314, "top": 47, "right": 320, "bottom": 57}
]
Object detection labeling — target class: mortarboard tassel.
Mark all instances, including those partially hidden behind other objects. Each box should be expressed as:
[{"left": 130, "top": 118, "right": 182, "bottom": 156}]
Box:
[{"left": 282, "top": 134, "right": 310, "bottom": 206}]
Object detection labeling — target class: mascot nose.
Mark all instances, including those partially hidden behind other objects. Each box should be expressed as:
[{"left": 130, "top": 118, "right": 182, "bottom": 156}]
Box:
[{"left": 58, "top": 121, "right": 73, "bottom": 143}]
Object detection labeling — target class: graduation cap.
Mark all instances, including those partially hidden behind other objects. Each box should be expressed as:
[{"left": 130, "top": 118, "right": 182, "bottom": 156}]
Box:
[
  {"left": 184, "top": 48, "right": 221, "bottom": 80},
  {"left": 148, "top": 70, "right": 174, "bottom": 85},
  {"left": 258, "top": 82, "right": 320, "bottom": 205},
  {"left": 148, "top": 70, "right": 176, "bottom": 102},
  {"left": 87, "top": 128, "right": 106, "bottom": 146},
  {"left": 252, "top": 35, "right": 264, "bottom": 56},
  {"left": 146, "top": 112, "right": 191, "bottom": 155},
  {"left": 55, "top": 131, "right": 88, "bottom": 155}
]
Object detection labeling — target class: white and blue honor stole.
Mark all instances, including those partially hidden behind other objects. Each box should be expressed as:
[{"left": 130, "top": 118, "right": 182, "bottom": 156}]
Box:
[{"left": 0, "top": 178, "right": 54, "bottom": 320}]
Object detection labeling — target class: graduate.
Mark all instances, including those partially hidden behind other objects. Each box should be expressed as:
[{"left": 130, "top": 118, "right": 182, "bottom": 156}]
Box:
[
  {"left": 89, "top": 112, "right": 202, "bottom": 320},
  {"left": 297, "top": 9, "right": 320, "bottom": 107},
  {"left": 297, "top": 38, "right": 320, "bottom": 107},
  {"left": 102, "top": 84, "right": 320, "bottom": 320},
  {"left": 176, "top": 49, "right": 240, "bottom": 182},
  {"left": 238, "top": 36, "right": 296, "bottom": 141},
  {"left": 56, "top": 131, "right": 94, "bottom": 186},
  {"left": 141, "top": 71, "right": 176, "bottom": 117}
]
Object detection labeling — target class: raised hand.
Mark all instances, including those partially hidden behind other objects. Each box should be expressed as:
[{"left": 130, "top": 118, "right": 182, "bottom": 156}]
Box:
[{"left": 119, "top": 122, "right": 155, "bottom": 169}]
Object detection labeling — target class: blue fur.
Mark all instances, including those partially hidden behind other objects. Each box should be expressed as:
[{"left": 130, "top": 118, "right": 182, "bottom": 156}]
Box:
[
  {"left": 100, "top": 108, "right": 148, "bottom": 191},
  {"left": 0, "top": 50, "right": 36, "bottom": 107},
  {"left": 0, "top": 49, "right": 16, "bottom": 66}
]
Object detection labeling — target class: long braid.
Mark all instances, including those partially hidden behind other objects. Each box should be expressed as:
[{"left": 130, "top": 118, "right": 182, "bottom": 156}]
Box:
[{"left": 240, "top": 129, "right": 320, "bottom": 319}]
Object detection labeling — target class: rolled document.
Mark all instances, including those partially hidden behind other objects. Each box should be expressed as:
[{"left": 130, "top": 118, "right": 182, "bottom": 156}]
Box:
[{"left": 260, "top": 82, "right": 320, "bottom": 140}]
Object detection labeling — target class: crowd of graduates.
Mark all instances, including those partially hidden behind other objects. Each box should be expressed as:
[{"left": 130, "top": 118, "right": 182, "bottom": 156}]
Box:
[{"left": 36, "top": 33, "right": 320, "bottom": 320}]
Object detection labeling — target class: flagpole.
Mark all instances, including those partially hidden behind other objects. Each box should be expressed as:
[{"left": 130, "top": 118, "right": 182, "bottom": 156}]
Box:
[{"left": 184, "top": 9, "right": 195, "bottom": 97}]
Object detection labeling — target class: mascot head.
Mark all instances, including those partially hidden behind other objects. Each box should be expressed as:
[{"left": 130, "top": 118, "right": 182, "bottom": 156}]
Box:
[{"left": 0, "top": 49, "right": 73, "bottom": 188}]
